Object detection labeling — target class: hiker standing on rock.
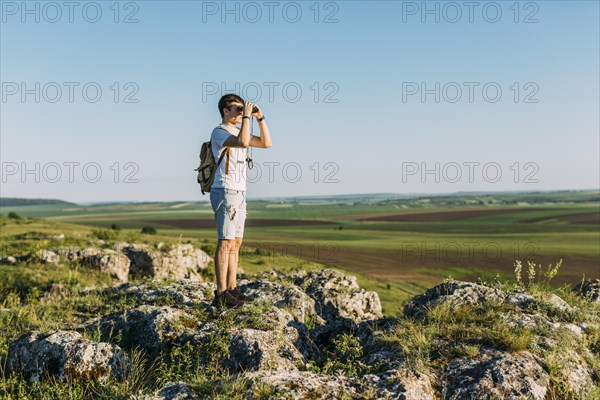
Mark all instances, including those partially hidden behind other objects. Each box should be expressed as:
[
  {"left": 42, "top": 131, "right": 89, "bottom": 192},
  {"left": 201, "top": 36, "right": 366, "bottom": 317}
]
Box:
[{"left": 209, "top": 94, "right": 272, "bottom": 307}]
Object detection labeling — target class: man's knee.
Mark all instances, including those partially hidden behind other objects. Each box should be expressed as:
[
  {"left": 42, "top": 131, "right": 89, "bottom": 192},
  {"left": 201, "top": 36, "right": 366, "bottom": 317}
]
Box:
[{"left": 218, "top": 239, "right": 236, "bottom": 251}]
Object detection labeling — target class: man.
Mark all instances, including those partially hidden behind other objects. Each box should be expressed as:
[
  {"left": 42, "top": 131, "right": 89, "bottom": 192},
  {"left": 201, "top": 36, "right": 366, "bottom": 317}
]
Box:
[{"left": 209, "top": 93, "right": 272, "bottom": 308}]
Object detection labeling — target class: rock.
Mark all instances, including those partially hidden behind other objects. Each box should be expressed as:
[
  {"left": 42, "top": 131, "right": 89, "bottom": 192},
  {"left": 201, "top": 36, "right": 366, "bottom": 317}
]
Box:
[
  {"left": 227, "top": 306, "right": 313, "bottom": 371},
  {"left": 442, "top": 348, "right": 549, "bottom": 400},
  {"left": 243, "top": 370, "right": 358, "bottom": 399},
  {"left": 507, "top": 291, "right": 535, "bottom": 308},
  {"left": 117, "top": 280, "right": 215, "bottom": 307},
  {"left": 57, "top": 247, "right": 130, "bottom": 282},
  {"left": 544, "top": 293, "right": 577, "bottom": 314},
  {"left": 404, "top": 280, "right": 506, "bottom": 318},
  {"left": 239, "top": 279, "right": 324, "bottom": 324},
  {"left": 79, "top": 248, "right": 130, "bottom": 283},
  {"left": 359, "top": 318, "right": 402, "bottom": 370},
  {"left": 42, "top": 283, "right": 72, "bottom": 302},
  {"left": 91, "top": 306, "right": 190, "bottom": 353},
  {"left": 157, "top": 381, "right": 199, "bottom": 400},
  {"left": 362, "top": 369, "right": 436, "bottom": 399},
  {"left": 124, "top": 243, "right": 211, "bottom": 281},
  {"left": 37, "top": 249, "right": 60, "bottom": 264},
  {"left": 301, "top": 269, "right": 383, "bottom": 324},
  {"left": 550, "top": 349, "right": 594, "bottom": 397},
  {"left": 7, "top": 330, "right": 128, "bottom": 383},
  {"left": 573, "top": 278, "right": 600, "bottom": 303},
  {"left": 0, "top": 255, "right": 17, "bottom": 265},
  {"left": 228, "top": 328, "right": 304, "bottom": 372},
  {"left": 58, "top": 243, "right": 212, "bottom": 283},
  {"left": 243, "top": 369, "right": 436, "bottom": 399}
]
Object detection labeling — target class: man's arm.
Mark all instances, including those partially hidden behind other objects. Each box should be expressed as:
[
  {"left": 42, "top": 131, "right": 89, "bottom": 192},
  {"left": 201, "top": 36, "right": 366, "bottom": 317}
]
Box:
[
  {"left": 249, "top": 111, "right": 272, "bottom": 148},
  {"left": 222, "top": 101, "right": 255, "bottom": 148}
]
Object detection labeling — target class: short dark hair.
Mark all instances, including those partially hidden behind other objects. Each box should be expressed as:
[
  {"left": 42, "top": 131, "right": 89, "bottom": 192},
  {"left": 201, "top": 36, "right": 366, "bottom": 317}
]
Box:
[{"left": 218, "top": 94, "right": 244, "bottom": 118}]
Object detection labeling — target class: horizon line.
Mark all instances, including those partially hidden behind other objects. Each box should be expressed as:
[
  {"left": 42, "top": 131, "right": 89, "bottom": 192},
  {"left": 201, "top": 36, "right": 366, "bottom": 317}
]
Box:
[{"left": 1, "top": 188, "right": 599, "bottom": 207}]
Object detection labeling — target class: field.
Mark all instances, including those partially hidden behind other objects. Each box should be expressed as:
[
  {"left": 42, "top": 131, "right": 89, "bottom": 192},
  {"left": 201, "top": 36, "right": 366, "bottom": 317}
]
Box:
[{"left": 2, "top": 191, "right": 598, "bottom": 314}]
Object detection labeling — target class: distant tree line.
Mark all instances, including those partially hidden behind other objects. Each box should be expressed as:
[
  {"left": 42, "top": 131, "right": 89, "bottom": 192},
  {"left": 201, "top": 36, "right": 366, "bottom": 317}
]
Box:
[{"left": 0, "top": 198, "right": 75, "bottom": 207}]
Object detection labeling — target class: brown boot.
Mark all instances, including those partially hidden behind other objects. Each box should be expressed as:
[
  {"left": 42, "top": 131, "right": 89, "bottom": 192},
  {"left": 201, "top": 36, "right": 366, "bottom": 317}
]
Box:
[
  {"left": 228, "top": 287, "right": 253, "bottom": 303},
  {"left": 212, "top": 290, "right": 243, "bottom": 308}
]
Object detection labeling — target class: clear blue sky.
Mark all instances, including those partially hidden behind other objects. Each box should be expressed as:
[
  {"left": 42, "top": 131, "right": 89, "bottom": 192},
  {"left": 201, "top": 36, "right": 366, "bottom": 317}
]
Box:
[{"left": 1, "top": 0, "right": 598, "bottom": 202}]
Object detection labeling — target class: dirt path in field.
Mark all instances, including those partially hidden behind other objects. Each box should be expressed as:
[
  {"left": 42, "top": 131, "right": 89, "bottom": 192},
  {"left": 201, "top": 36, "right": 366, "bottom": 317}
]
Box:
[
  {"left": 344, "top": 207, "right": 565, "bottom": 222},
  {"left": 147, "top": 219, "right": 337, "bottom": 229},
  {"left": 520, "top": 211, "right": 600, "bottom": 225}
]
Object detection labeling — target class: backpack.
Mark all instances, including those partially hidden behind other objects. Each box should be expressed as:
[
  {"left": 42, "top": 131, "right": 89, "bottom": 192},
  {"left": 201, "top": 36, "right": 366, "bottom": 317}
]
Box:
[{"left": 195, "top": 127, "right": 230, "bottom": 194}]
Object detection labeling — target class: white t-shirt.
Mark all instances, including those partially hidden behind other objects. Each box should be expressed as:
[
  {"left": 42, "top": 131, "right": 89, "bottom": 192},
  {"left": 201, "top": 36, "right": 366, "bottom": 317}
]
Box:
[{"left": 211, "top": 124, "right": 247, "bottom": 191}]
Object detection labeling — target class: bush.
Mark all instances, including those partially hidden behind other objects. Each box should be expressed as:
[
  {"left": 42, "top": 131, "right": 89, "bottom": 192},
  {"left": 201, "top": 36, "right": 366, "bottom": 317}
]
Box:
[
  {"left": 7, "top": 212, "right": 22, "bottom": 219},
  {"left": 141, "top": 226, "right": 157, "bottom": 235},
  {"left": 91, "top": 228, "right": 118, "bottom": 241},
  {"left": 110, "top": 224, "right": 122, "bottom": 231}
]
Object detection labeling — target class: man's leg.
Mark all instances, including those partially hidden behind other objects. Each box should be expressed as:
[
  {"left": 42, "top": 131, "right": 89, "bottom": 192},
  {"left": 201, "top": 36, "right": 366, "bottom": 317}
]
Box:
[
  {"left": 226, "top": 237, "right": 243, "bottom": 290},
  {"left": 215, "top": 239, "right": 235, "bottom": 293}
]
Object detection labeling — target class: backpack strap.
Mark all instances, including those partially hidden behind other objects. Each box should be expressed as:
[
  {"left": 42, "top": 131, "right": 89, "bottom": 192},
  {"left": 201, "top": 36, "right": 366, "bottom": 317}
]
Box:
[
  {"left": 214, "top": 125, "right": 233, "bottom": 175},
  {"left": 216, "top": 147, "right": 227, "bottom": 167}
]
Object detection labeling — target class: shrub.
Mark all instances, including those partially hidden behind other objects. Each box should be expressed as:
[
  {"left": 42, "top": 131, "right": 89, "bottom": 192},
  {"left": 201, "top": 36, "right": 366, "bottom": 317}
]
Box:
[
  {"left": 141, "top": 226, "right": 157, "bottom": 235},
  {"left": 7, "top": 212, "right": 21, "bottom": 220},
  {"left": 91, "top": 228, "right": 118, "bottom": 241}
]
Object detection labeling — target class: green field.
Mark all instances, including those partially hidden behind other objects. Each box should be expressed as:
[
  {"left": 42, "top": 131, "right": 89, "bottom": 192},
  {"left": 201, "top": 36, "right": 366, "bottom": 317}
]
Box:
[{"left": 2, "top": 191, "right": 598, "bottom": 314}]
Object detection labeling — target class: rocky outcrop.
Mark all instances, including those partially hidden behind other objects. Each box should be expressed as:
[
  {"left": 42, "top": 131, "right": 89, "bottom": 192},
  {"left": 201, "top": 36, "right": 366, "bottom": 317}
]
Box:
[
  {"left": 61, "top": 247, "right": 130, "bottom": 282},
  {"left": 123, "top": 243, "right": 211, "bottom": 281},
  {"left": 574, "top": 278, "right": 600, "bottom": 303},
  {"left": 404, "top": 280, "right": 507, "bottom": 317},
  {"left": 300, "top": 269, "right": 383, "bottom": 324},
  {"left": 6, "top": 331, "right": 128, "bottom": 383},
  {"left": 243, "top": 369, "right": 437, "bottom": 400},
  {"left": 238, "top": 277, "right": 324, "bottom": 324},
  {"left": 28, "top": 242, "right": 213, "bottom": 283},
  {"left": 37, "top": 249, "right": 60, "bottom": 264},
  {"left": 227, "top": 306, "right": 314, "bottom": 372},
  {"left": 0, "top": 255, "right": 17, "bottom": 265},
  {"left": 5, "top": 269, "right": 599, "bottom": 399},
  {"left": 442, "top": 348, "right": 549, "bottom": 399},
  {"left": 114, "top": 280, "right": 214, "bottom": 306},
  {"left": 155, "top": 381, "right": 198, "bottom": 400},
  {"left": 91, "top": 305, "right": 191, "bottom": 353}
]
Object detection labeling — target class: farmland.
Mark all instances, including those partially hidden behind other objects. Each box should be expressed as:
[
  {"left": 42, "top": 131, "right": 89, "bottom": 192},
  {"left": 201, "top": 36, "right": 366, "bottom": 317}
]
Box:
[{"left": 2, "top": 191, "right": 598, "bottom": 312}]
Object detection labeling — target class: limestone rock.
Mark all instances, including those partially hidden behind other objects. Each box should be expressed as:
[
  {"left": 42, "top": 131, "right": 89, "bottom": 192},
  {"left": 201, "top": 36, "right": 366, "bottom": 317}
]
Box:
[
  {"left": 301, "top": 269, "right": 383, "bottom": 324},
  {"left": 243, "top": 369, "right": 436, "bottom": 400},
  {"left": 442, "top": 348, "right": 549, "bottom": 400},
  {"left": 115, "top": 280, "right": 215, "bottom": 307},
  {"left": 7, "top": 330, "right": 128, "bottom": 383},
  {"left": 227, "top": 306, "right": 314, "bottom": 371},
  {"left": 404, "top": 280, "right": 506, "bottom": 318},
  {"left": 239, "top": 279, "right": 324, "bottom": 324},
  {"left": 37, "top": 249, "right": 60, "bottom": 264},
  {"left": 157, "top": 381, "right": 198, "bottom": 400},
  {"left": 91, "top": 306, "right": 190, "bottom": 352},
  {"left": 124, "top": 243, "right": 211, "bottom": 281},
  {"left": 0, "top": 255, "right": 17, "bottom": 265}
]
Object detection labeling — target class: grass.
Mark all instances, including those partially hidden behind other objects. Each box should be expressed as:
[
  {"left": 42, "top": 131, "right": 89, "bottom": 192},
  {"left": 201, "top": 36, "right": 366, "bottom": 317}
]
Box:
[{"left": 1, "top": 195, "right": 599, "bottom": 398}]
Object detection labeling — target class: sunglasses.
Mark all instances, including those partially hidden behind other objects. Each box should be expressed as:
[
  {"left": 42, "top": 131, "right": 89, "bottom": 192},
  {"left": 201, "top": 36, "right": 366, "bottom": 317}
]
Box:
[{"left": 230, "top": 105, "right": 244, "bottom": 112}]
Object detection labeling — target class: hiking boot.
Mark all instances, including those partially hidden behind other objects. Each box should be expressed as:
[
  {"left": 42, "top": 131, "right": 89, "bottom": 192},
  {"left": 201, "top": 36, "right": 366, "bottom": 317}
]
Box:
[
  {"left": 228, "top": 287, "right": 253, "bottom": 303},
  {"left": 212, "top": 290, "right": 243, "bottom": 308}
]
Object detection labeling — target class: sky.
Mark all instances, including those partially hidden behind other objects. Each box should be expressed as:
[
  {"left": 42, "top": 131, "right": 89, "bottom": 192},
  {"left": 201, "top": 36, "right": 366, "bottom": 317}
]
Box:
[{"left": 1, "top": 0, "right": 599, "bottom": 202}]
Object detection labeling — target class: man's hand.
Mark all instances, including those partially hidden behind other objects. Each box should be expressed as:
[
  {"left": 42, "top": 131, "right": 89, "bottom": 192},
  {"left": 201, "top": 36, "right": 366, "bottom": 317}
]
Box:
[
  {"left": 252, "top": 104, "right": 263, "bottom": 119},
  {"left": 243, "top": 101, "right": 256, "bottom": 117}
]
